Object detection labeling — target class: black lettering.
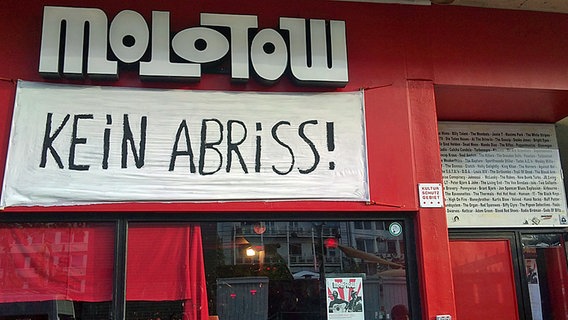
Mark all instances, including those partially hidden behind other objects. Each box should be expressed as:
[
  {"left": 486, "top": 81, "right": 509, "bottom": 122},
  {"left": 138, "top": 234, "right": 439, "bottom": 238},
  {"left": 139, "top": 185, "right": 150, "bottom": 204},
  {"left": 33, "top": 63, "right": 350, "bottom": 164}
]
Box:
[
  {"left": 298, "top": 120, "right": 319, "bottom": 174},
  {"left": 40, "top": 113, "right": 70, "bottom": 169},
  {"left": 69, "top": 114, "right": 93, "bottom": 171},
  {"left": 226, "top": 120, "right": 248, "bottom": 173},
  {"left": 121, "top": 114, "right": 147, "bottom": 169},
  {"left": 199, "top": 119, "right": 223, "bottom": 175},
  {"left": 102, "top": 114, "right": 112, "bottom": 169},
  {"left": 169, "top": 119, "right": 196, "bottom": 172},
  {"left": 271, "top": 121, "right": 294, "bottom": 175}
]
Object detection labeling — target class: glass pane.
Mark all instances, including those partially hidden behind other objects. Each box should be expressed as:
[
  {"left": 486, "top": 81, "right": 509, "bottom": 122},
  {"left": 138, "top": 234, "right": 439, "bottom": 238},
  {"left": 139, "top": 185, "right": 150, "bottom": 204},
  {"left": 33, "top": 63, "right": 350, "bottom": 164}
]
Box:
[
  {"left": 0, "top": 222, "right": 115, "bottom": 320},
  {"left": 522, "top": 233, "right": 568, "bottom": 320},
  {"left": 207, "top": 220, "right": 410, "bottom": 320},
  {"left": 125, "top": 220, "right": 410, "bottom": 320}
]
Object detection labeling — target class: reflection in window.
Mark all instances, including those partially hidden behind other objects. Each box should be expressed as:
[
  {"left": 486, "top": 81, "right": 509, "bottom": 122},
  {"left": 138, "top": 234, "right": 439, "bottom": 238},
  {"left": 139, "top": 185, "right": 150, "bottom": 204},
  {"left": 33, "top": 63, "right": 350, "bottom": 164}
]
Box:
[
  {"left": 289, "top": 243, "right": 303, "bottom": 256},
  {"left": 522, "top": 233, "right": 568, "bottom": 320},
  {"left": 207, "top": 220, "right": 410, "bottom": 320},
  {"left": 0, "top": 223, "right": 115, "bottom": 320},
  {"left": 0, "top": 220, "right": 411, "bottom": 320}
]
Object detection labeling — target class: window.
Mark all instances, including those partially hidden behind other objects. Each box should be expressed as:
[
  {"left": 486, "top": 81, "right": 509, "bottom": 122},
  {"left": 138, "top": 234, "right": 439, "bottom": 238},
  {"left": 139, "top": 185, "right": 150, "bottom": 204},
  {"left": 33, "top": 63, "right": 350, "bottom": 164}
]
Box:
[
  {"left": 354, "top": 221, "right": 373, "bottom": 230},
  {"left": 206, "top": 220, "right": 411, "bottom": 320},
  {"left": 0, "top": 218, "right": 415, "bottom": 320},
  {"left": 0, "top": 222, "right": 115, "bottom": 320},
  {"left": 356, "top": 238, "right": 376, "bottom": 252},
  {"left": 521, "top": 233, "right": 568, "bottom": 320},
  {"left": 289, "top": 243, "right": 302, "bottom": 255},
  {"left": 376, "top": 221, "right": 387, "bottom": 230}
]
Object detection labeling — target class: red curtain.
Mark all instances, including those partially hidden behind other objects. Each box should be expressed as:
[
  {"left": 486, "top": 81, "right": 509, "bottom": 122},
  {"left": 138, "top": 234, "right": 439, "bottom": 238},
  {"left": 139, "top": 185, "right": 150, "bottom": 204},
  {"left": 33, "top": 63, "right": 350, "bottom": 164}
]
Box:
[
  {"left": 0, "top": 223, "right": 209, "bottom": 320},
  {"left": 126, "top": 224, "right": 209, "bottom": 320},
  {"left": 0, "top": 223, "right": 115, "bottom": 302}
]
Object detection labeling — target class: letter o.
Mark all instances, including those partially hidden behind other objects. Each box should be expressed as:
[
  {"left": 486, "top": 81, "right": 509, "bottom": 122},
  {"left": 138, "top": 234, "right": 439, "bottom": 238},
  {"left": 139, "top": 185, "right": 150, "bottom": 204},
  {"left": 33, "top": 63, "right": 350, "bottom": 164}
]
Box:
[
  {"left": 172, "top": 27, "right": 229, "bottom": 63},
  {"left": 109, "top": 10, "right": 149, "bottom": 63},
  {"left": 251, "top": 28, "right": 288, "bottom": 82}
]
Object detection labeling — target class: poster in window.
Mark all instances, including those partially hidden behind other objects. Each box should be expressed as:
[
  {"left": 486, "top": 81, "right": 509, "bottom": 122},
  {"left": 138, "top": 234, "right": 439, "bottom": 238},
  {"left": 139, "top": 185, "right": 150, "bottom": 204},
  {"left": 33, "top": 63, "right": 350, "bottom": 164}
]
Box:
[
  {"left": 525, "top": 258, "right": 543, "bottom": 320},
  {"left": 326, "top": 277, "right": 364, "bottom": 320}
]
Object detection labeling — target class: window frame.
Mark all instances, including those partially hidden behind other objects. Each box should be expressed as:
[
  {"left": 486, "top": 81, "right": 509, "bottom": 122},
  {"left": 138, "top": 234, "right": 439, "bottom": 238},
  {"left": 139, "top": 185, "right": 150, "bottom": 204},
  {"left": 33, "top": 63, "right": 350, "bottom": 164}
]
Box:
[
  {"left": 1, "top": 211, "right": 421, "bottom": 320},
  {"left": 449, "top": 227, "right": 568, "bottom": 320}
]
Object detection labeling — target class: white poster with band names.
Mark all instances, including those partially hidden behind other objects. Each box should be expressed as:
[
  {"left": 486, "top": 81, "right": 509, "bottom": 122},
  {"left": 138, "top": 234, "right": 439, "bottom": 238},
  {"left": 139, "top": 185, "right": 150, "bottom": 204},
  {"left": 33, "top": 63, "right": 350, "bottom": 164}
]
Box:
[
  {"left": 1, "top": 81, "right": 369, "bottom": 207},
  {"left": 439, "top": 122, "right": 568, "bottom": 227}
]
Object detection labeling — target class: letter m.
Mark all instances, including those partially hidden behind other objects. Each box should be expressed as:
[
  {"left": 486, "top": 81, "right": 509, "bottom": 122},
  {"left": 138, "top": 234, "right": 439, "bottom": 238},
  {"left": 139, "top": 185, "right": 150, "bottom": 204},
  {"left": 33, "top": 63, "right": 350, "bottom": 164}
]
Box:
[{"left": 39, "top": 6, "right": 117, "bottom": 78}]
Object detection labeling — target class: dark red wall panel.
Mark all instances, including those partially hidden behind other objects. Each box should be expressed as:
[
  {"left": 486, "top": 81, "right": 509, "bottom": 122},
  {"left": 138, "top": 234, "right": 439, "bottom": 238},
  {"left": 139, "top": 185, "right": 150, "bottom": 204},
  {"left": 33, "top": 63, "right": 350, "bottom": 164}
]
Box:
[{"left": 450, "top": 239, "right": 519, "bottom": 320}]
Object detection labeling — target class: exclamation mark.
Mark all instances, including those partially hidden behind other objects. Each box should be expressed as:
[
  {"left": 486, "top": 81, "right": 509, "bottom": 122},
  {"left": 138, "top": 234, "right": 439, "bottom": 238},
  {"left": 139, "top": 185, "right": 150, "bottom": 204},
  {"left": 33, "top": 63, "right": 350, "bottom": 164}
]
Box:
[
  {"left": 255, "top": 122, "right": 262, "bottom": 173},
  {"left": 327, "top": 122, "right": 335, "bottom": 170}
]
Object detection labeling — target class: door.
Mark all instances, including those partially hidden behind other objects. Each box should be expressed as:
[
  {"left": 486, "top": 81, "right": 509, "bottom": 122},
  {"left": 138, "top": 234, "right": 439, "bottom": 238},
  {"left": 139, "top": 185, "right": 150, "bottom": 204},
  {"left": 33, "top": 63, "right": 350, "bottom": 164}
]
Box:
[
  {"left": 450, "top": 231, "right": 568, "bottom": 320},
  {"left": 521, "top": 233, "right": 568, "bottom": 320},
  {"left": 449, "top": 238, "right": 520, "bottom": 320}
]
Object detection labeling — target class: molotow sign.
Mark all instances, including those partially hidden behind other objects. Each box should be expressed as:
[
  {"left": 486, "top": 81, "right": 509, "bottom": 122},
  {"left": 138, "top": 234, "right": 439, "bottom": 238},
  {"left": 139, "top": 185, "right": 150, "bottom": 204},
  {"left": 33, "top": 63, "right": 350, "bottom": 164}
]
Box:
[{"left": 39, "top": 6, "right": 349, "bottom": 86}]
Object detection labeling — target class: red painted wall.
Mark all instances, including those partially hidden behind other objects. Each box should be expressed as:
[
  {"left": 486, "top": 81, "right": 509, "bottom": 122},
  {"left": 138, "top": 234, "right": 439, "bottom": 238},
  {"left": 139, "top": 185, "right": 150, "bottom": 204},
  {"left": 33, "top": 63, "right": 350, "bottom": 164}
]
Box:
[
  {"left": 0, "top": 0, "right": 425, "bottom": 212},
  {"left": 1, "top": 0, "right": 566, "bottom": 211},
  {"left": 1, "top": 1, "right": 568, "bottom": 318}
]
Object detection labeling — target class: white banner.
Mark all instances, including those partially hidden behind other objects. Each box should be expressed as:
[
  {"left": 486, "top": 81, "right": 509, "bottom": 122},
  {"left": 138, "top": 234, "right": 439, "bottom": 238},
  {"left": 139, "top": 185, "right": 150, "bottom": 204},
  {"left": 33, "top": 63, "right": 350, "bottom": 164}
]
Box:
[
  {"left": 439, "top": 122, "right": 568, "bottom": 227},
  {"left": 1, "top": 81, "right": 369, "bottom": 207}
]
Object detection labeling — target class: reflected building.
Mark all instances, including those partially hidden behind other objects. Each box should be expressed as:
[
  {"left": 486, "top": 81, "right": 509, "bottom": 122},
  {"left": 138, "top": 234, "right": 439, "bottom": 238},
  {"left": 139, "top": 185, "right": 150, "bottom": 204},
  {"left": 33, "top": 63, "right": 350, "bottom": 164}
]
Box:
[{"left": 217, "top": 221, "right": 405, "bottom": 277}]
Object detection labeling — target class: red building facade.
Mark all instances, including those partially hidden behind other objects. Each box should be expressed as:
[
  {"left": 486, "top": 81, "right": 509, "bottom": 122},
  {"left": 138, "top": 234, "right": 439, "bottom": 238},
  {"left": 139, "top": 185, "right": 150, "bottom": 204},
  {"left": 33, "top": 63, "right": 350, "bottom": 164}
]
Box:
[{"left": 1, "top": 1, "right": 567, "bottom": 319}]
